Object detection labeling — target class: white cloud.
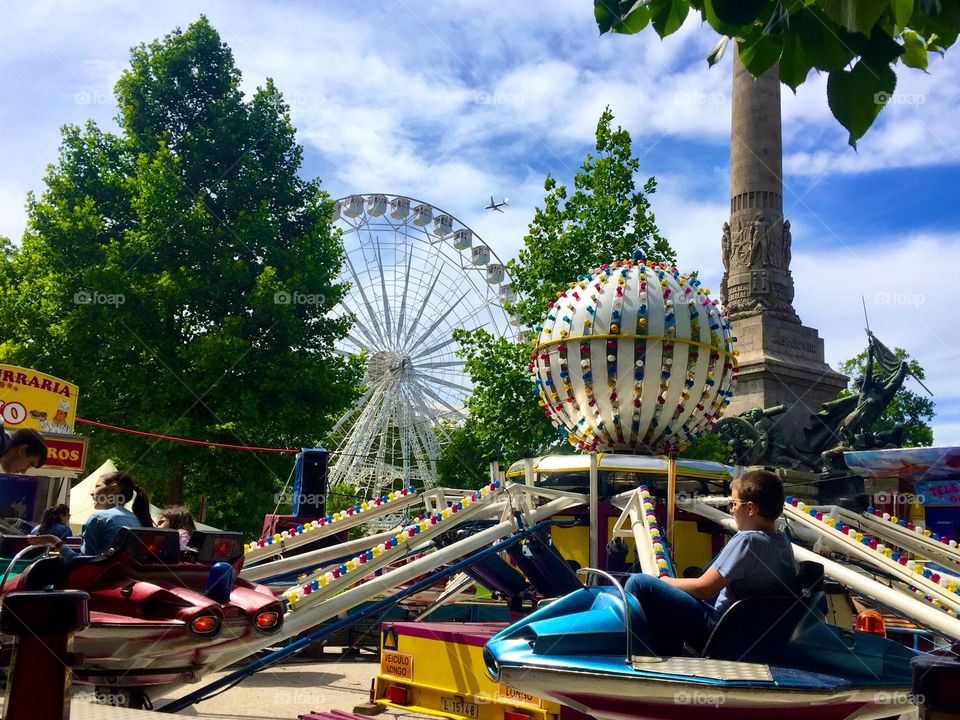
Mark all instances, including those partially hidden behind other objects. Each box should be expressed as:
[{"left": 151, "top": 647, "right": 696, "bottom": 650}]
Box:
[
  {"left": 785, "top": 51, "right": 960, "bottom": 175},
  {"left": 652, "top": 175, "right": 728, "bottom": 288},
  {"left": 791, "top": 233, "right": 960, "bottom": 443},
  {"left": 1, "top": 0, "right": 959, "bottom": 446}
]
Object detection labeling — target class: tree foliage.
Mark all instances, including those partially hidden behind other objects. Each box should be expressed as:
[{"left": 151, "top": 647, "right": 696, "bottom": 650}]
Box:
[
  {"left": 440, "top": 109, "right": 681, "bottom": 481},
  {"left": 839, "top": 345, "right": 935, "bottom": 447},
  {"left": 0, "top": 17, "right": 362, "bottom": 534},
  {"left": 595, "top": 0, "right": 959, "bottom": 147},
  {"left": 507, "top": 107, "right": 674, "bottom": 329}
]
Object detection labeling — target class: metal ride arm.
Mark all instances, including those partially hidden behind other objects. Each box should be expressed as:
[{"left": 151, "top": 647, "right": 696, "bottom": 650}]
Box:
[
  {"left": 243, "top": 488, "right": 430, "bottom": 565},
  {"left": 681, "top": 498, "right": 960, "bottom": 642},
  {"left": 610, "top": 487, "right": 672, "bottom": 578},
  {"left": 276, "top": 486, "right": 512, "bottom": 609},
  {"left": 194, "top": 486, "right": 586, "bottom": 683},
  {"left": 780, "top": 503, "right": 960, "bottom": 614},
  {"left": 159, "top": 517, "right": 567, "bottom": 714},
  {"left": 242, "top": 488, "right": 484, "bottom": 581},
  {"left": 822, "top": 505, "right": 960, "bottom": 569},
  {"left": 241, "top": 526, "right": 404, "bottom": 582}
]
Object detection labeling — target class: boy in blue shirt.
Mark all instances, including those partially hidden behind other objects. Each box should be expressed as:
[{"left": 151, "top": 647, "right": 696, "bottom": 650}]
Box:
[{"left": 625, "top": 469, "right": 797, "bottom": 656}]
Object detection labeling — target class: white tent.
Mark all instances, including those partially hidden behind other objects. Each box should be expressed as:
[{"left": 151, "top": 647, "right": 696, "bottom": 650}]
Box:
[{"left": 69, "top": 460, "right": 219, "bottom": 533}]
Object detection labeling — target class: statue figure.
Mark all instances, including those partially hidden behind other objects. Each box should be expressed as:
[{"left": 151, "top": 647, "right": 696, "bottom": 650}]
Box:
[
  {"left": 838, "top": 332, "right": 911, "bottom": 444},
  {"left": 747, "top": 213, "right": 769, "bottom": 267},
  {"left": 718, "top": 405, "right": 818, "bottom": 469},
  {"left": 781, "top": 220, "right": 792, "bottom": 269},
  {"left": 799, "top": 331, "right": 919, "bottom": 472},
  {"left": 721, "top": 221, "right": 731, "bottom": 273}
]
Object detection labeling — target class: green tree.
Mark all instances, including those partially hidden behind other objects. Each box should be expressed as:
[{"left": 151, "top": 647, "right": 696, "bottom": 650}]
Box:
[
  {"left": 0, "top": 17, "right": 361, "bottom": 535},
  {"left": 839, "top": 345, "right": 934, "bottom": 447},
  {"left": 439, "top": 108, "right": 678, "bottom": 482},
  {"left": 678, "top": 431, "right": 729, "bottom": 463},
  {"left": 435, "top": 418, "right": 502, "bottom": 490},
  {"left": 508, "top": 107, "right": 674, "bottom": 329},
  {"left": 594, "top": 0, "right": 959, "bottom": 146}
]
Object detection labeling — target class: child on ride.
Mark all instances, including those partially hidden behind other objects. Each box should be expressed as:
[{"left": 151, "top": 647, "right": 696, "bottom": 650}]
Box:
[
  {"left": 30, "top": 503, "right": 72, "bottom": 540},
  {"left": 157, "top": 505, "right": 196, "bottom": 550},
  {"left": 625, "top": 469, "right": 797, "bottom": 656},
  {"left": 30, "top": 471, "right": 153, "bottom": 558}
]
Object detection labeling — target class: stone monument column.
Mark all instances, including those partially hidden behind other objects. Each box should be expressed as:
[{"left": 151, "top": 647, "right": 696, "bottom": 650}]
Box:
[{"left": 722, "top": 46, "right": 847, "bottom": 443}]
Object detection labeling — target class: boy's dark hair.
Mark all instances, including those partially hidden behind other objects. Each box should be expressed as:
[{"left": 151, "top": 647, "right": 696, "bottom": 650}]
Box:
[
  {"left": 10, "top": 429, "right": 47, "bottom": 466},
  {"left": 732, "top": 469, "right": 785, "bottom": 519}
]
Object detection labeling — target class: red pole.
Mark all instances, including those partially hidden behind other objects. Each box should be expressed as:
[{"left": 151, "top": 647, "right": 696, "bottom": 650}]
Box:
[{"left": 1, "top": 590, "right": 90, "bottom": 720}]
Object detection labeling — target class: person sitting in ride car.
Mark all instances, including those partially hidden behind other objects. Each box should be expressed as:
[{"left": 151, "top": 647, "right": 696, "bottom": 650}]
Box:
[
  {"left": 157, "top": 505, "right": 196, "bottom": 550},
  {"left": 625, "top": 469, "right": 797, "bottom": 656},
  {"left": 30, "top": 471, "right": 154, "bottom": 558},
  {"left": 30, "top": 503, "right": 72, "bottom": 540}
]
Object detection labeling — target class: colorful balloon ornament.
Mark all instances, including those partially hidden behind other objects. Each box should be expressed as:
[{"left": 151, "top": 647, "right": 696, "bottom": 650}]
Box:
[{"left": 531, "top": 251, "right": 738, "bottom": 455}]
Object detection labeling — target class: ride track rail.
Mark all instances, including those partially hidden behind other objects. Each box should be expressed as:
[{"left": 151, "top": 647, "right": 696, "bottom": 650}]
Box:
[
  {"left": 153, "top": 483, "right": 588, "bottom": 707},
  {"left": 780, "top": 500, "right": 960, "bottom": 615},
  {"left": 158, "top": 516, "right": 569, "bottom": 713},
  {"left": 242, "top": 486, "right": 427, "bottom": 565}
]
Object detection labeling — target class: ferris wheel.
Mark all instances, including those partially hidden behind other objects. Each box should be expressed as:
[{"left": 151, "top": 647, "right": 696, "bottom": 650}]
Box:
[{"left": 326, "top": 194, "right": 517, "bottom": 497}]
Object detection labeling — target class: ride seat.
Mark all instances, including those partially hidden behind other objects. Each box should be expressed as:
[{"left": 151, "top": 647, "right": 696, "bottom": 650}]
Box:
[
  {"left": 19, "top": 557, "right": 69, "bottom": 591},
  {"left": 0, "top": 536, "right": 30, "bottom": 557},
  {"left": 701, "top": 561, "right": 824, "bottom": 664}
]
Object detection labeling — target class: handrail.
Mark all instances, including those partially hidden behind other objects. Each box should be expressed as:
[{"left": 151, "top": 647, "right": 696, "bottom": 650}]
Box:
[
  {"left": 576, "top": 567, "right": 632, "bottom": 664},
  {"left": 0, "top": 541, "right": 58, "bottom": 597}
]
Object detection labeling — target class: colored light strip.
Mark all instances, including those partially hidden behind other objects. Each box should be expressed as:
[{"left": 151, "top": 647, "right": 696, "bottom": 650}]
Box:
[
  {"left": 785, "top": 497, "right": 960, "bottom": 607},
  {"left": 534, "top": 333, "right": 738, "bottom": 360},
  {"left": 281, "top": 481, "right": 504, "bottom": 609},
  {"left": 864, "top": 505, "right": 959, "bottom": 550},
  {"left": 245, "top": 486, "right": 418, "bottom": 555},
  {"left": 638, "top": 485, "right": 671, "bottom": 578}
]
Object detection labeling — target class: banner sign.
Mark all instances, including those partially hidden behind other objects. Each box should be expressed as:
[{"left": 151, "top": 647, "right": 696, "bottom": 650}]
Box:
[
  {"left": 43, "top": 436, "right": 88, "bottom": 472},
  {"left": 914, "top": 480, "right": 960, "bottom": 507},
  {"left": 0, "top": 365, "right": 79, "bottom": 434}
]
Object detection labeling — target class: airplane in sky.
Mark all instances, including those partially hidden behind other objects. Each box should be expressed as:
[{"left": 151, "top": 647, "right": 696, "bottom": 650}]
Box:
[{"left": 485, "top": 196, "right": 508, "bottom": 212}]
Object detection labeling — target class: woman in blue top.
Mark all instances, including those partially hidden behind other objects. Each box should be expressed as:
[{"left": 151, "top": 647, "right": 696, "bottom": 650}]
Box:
[
  {"left": 625, "top": 469, "right": 797, "bottom": 656},
  {"left": 30, "top": 504, "right": 72, "bottom": 540},
  {"left": 31, "top": 471, "right": 153, "bottom": 558}
]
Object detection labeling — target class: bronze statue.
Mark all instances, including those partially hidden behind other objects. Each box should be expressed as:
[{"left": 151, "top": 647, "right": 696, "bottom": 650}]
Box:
[
  {"left": 838, "top": 333, "right": 910, "bottom": 443},
  {"left": 718, "top": 405, "right": 818, "bottom": 470},
  {"left": 723, "top": 332, "right": 924, "bottom": 474}
]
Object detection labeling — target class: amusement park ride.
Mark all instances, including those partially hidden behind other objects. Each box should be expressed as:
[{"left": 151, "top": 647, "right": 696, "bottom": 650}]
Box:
[{"left": 1, "top": 239, "right": 959, "bottom": 718}]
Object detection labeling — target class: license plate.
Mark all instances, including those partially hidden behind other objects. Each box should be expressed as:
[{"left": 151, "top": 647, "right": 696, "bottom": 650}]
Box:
[{"left": 441, "top": 697, "right": 479, "bottom": 719}]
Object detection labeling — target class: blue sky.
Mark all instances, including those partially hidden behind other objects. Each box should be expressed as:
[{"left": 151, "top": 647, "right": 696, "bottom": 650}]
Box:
[{"left": 2, "top": 1, "right": 959, "bottom": 445}]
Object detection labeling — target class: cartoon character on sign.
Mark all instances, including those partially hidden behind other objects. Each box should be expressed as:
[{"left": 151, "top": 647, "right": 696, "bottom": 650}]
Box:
[{"left": 40, "top": 399, "right": 72, "bottom": 434}]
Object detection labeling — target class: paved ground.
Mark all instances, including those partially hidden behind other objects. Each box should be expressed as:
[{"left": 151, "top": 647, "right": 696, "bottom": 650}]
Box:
[
  {"left": 156, "top": 654, "right": 403, "bottom": 719},
  {"left": 3, "top": 653, "right": 422, "bottom": 720}
]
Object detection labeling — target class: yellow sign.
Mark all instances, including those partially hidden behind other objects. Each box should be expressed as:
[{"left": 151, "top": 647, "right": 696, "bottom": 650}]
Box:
[
  {"left": 497, "top": 684, "right": 542, "bottom": 708},
  {"left": 381, "top": 650, "right": 413, "bottom": 679},
  {"left": 0, "top": 365, "right": 79, "bottom": 434}
]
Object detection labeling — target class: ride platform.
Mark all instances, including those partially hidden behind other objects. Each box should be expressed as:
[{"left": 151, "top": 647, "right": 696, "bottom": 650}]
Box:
[{"left": 371, "top": 621, "right": 589, "bottom": 720}]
